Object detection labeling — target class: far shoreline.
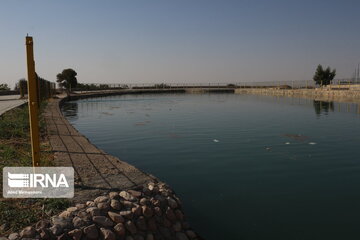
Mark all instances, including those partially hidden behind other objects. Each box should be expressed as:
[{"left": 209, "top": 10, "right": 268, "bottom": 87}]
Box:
[{"left": 66, "top": 87, "right": 360, "bottom": 105}]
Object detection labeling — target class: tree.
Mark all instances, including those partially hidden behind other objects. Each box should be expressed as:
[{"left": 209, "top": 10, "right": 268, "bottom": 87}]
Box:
[
  {"left": 56, "top": 69, "right": 78, "bottom": 90},
  {"left": 313, "top": 64, "right": 336, "bottom": 86},
  {"left": 0, "top": 83, "right": 10, "bottom": 91}
]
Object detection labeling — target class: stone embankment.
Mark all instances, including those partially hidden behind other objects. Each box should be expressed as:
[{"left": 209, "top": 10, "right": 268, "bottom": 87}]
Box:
[
  {"left": 5, "top": 182, "right": 200, "bottom": 240},
  {"left": 44, "top": 97, "right": 157, "bottom": 203},
  {"left": 235, "top": 88, "right": 360, "bottom": 103},
  {"left": 69, "top": 88, "right": 235, "bottom": 100},
  {"left": 71, "top": 87, "right": 360, "bottom": 104}
]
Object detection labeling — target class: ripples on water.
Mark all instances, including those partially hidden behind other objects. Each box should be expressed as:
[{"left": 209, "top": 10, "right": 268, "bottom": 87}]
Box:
[{"left": 62, "top": 94, "right": 360, "bottom": 240}]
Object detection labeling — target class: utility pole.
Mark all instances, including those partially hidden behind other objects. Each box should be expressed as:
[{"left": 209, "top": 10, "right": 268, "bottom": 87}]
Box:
[{"left": 25, "top": 36, "right": 40, "bottom": 167}]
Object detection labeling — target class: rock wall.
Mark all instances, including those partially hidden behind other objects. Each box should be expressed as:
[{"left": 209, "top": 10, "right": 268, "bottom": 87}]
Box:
[
  {"left": 5, "top": 182, "right": 201, "bottom": 240},
  {"left": 235, "top": 88, "right": 360, "bottom": 103}
]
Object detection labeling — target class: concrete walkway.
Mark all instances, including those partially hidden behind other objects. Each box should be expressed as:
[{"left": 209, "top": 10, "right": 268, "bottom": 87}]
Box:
[
  {"left": 44, "top": 97, "right": 157, "bottom": 203},
  {"left": 0, "top": 95, "right": 27, "bottom": 116}
]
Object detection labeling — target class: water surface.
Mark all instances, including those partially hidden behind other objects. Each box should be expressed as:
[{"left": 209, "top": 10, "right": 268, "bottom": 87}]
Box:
[{"left": 62, "top": 93, "right": 360, "bottom": 240}]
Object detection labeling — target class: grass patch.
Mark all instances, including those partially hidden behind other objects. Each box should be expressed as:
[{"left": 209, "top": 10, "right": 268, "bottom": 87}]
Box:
[
  {"left": 0, "top": 104, "right": 53, "bottom": 170},
  {"left": 0, "top": 102, "right": 70, "bottom": 235},
  {"left": 0, "top": 198, "right": 70, "bottom": 234},
  {"left": 0, "top": 106, "right": 29, "bottom": 139}
]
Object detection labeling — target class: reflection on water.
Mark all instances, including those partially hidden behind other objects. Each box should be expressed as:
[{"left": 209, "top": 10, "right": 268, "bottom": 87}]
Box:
[
  {"left": 61, "top": 102, "right": 78, "bottom": 120},
  {"left": 62, "top": 93, "right": 360, "bottom": 240},
  {"left": 313, "top": 100, "right": 334, "bottom": 116},
  {"left": 63, "top": 96, "right": 360, "bottom": 120}
]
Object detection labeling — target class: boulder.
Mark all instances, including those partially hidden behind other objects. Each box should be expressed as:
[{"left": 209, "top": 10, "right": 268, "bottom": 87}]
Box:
[
  {"left": 92, "top": 216, "right": 114, "bottom": 227},
  {"left": 128, "top": 190, "right": 142, "bottom": 198},
  {"left": 125, "top": 220, "right": 137, "bottom": 234},
  {"left": 83, "top": 224, "right": 99, "bottom": 240},
  {"left": 109, "top": 191, "right": 119, "bottom": 199},
  {"left": 113, "top": 223, "right": 126, "bottom": 237},
  {"left": 8, "top": 233, "right": 19, "bottom": 240},
  {"left": 100, "top": 228, "right": 116, "bottom": 240},
  {"left": 110, "top": 199, "right": 122, "bottom": 210},
  {"left": 142, "top": 206, "right": 153, "bottom": 218},
  {"left": 108, "top": 211, "right": 125, "bottom": 223},
  {"left": 94, "top": 196, "right": 109, "bottom": 204},
  {"left": 120, "top": 191, "right": 136, "bottom": 201},
  {"left": 20, "top": 226, "right": 36, "bottom": 238},
  {"left": 68, "top": 229, "right": 82, "bottom": 240}
]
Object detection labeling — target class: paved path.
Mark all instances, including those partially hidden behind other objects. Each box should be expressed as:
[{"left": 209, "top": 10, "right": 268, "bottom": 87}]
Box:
[
  {"left": 0, "top": 95, "right": 27, "bottom": 116},
  {"left": 44, "top": 97, "right": 157, "bottom": 203}
]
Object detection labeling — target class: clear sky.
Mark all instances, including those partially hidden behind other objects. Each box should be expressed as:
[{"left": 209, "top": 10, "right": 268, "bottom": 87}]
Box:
[{"left": 1, "top": 0, "right": 359, "bottom": 88}]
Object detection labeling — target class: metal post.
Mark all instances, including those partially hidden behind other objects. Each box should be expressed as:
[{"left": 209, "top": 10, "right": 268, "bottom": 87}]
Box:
[
  {"left": 35, "top": 73, "right": 40, "bottom": 107},
  {"left": 47, "top": 81, "right": 51, "bottom": 98},
  {"left": 26, "top": 36, "right": 40, "bottom": 167},
  {"left": 19, "top": 81, "right": 25, "bottom": 98}
]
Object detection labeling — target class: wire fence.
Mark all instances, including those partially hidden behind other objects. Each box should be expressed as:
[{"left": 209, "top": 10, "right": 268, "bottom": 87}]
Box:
[
  {"left": 73, "top": 78, "right": 360, "bottom": 91},
  {"left": 18, "top": 75, "right": 56, "bottom": 101}
]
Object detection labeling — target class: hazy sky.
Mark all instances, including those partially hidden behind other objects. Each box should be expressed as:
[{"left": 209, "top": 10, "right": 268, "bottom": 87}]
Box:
[{"left": 1, "top": 0, "right": 359, "bottom": 88}]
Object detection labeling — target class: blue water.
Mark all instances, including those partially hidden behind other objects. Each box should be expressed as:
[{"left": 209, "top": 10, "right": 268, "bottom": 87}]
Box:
[{"left": 62, "top": 93, "right": 360, "bottom": 240}]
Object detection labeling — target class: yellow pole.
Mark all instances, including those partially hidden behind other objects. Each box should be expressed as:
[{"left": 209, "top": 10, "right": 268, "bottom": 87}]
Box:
[{"left": 26, "top": 36, "right": 40, "bottom": 167}]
